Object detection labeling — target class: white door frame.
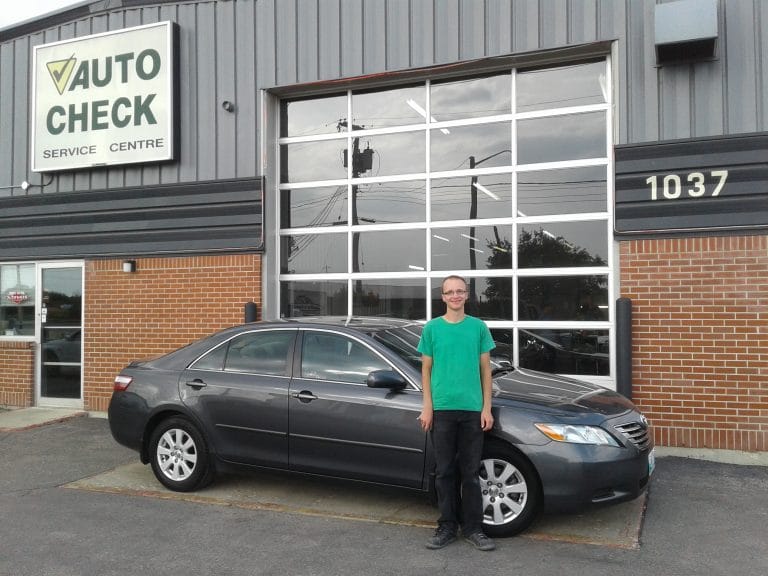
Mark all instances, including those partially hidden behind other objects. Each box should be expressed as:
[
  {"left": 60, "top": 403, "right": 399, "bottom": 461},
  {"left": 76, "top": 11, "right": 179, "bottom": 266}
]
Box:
[{"left": 35, "top": 261, "right": 84, "bottom": 408}]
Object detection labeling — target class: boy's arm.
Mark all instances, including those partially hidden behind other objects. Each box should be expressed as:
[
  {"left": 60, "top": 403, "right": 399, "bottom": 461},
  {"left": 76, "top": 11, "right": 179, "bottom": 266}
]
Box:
[
  {"left": 479, "top": 351, "right": 494, "bottom": 431},
  {"left": 419, "top": 355, "right": 434, "bottom": 431}
]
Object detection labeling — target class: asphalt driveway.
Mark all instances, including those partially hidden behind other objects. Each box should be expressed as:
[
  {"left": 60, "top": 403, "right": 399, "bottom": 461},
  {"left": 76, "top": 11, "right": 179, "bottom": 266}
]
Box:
[{"left": 1, "top": 415, "right": 767, "bottom": 576}]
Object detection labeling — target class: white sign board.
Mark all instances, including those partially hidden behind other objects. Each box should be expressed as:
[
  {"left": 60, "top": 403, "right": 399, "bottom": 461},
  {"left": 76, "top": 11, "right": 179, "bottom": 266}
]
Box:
[{"left": 31, "top": 21, "right": 175, "bottom": 172}]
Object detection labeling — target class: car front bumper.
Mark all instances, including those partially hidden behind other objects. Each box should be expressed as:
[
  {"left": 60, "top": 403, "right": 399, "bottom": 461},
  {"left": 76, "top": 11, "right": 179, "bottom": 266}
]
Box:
[{"left": 525, "top": 440, "right": 654, "bottom": 513}]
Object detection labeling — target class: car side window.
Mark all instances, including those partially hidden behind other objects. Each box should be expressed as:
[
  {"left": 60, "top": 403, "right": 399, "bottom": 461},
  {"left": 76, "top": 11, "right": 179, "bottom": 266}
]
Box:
[
  {"left": 223, "top": 331, "right": 294, "bottom": 376},
  {"left": 301, "top": 331, "right": 390, "bottom": 384},
  {"left": 191, "top": 342, "right": 228, "bottom": 371}
]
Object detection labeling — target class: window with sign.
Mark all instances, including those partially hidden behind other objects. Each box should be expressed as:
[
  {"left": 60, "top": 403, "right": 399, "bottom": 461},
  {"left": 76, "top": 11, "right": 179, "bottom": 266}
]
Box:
[
  {"left": 1, "top": 264, "right": 36, "bottom": 337},
  {"left": 277, "top": 59, "right": 614, "bottom": 378}
]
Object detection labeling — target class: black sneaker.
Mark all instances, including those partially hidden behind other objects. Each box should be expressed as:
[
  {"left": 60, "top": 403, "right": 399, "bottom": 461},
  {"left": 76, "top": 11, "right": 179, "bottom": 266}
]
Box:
[
  {"left": 426, "top": 526, "right": 457, "bottom": 550},
  {"left": 464, "top": 531, "right": 496, "bottom": 551}
]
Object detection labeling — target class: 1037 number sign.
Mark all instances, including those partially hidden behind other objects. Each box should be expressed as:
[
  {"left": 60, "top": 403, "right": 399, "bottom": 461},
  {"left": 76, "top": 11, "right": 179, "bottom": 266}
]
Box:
[{"left": 645, "top": 170, "right": 729, "bottom": 201}]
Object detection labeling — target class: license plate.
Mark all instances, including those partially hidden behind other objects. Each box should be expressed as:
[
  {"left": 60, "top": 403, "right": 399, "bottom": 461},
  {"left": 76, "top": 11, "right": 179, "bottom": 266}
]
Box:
[{"left": 648, "top": 448, "right": 656, "bottom": 476}]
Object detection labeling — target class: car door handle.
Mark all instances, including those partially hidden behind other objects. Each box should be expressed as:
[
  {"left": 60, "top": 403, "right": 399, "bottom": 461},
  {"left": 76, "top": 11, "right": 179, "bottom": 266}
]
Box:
[
  {"left": 292, "top": 390, "right": 318, "bottom": 403},
  {"left": 185, "top": 379, "right": 208, "bottom": 389}
]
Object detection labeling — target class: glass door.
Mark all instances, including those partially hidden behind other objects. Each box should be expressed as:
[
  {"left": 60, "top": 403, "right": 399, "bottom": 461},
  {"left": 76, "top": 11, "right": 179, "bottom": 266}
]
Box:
[{"left": 37, "top": 263, "right": 83, "bottom": 407}]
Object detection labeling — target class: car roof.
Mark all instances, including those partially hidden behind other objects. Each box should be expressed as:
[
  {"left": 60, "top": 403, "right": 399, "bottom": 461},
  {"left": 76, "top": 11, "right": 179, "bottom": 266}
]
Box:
[
  {"left": 273, "top": 316, "right": 424, "bottom": 333},
  {"left": 137, "top": 316, "right": 424, "bottom": 371}
]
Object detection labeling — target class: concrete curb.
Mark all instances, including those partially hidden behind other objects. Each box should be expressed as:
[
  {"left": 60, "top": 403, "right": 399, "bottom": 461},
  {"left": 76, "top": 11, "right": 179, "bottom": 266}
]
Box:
[
  {"left": 0, "top": 408, "right": 87, "bottom": 432},
  {"left": 655, "top": 446, "right": 768, "bottom": 467}
]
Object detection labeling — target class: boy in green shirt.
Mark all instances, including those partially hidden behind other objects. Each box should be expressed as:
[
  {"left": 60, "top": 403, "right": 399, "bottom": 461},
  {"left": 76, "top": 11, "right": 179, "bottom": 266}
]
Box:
[{"left": 417, "top": 275, "right": 496, "bottom": 551}]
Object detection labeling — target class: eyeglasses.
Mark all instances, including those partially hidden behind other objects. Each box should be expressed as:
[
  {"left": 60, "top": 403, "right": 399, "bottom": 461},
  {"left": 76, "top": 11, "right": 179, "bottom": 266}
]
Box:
[{"left": 442, "top": 290, "right": 468, "bottom": 297}]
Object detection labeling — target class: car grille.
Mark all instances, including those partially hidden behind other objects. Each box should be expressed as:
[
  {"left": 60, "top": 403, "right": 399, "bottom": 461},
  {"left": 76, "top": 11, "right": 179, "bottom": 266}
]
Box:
[{"left": 614, "top": 421, "right": 652, "bottom": 451}]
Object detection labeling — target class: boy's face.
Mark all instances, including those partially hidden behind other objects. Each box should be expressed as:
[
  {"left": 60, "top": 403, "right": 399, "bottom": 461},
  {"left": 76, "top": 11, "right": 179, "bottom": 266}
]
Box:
[{"left": 441, "top": 278, "right": 468, "bottom": 312}]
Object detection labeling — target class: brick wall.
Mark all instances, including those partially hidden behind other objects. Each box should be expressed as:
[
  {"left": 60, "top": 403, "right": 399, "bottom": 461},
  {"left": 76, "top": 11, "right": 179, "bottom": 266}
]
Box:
[
  {"left": 0, "top": 341, "right": 35, "bottom": 407},
  {"left": 84, "top": 254, "right": 262, "bottom": 411},
  {"left": 620, "top": 235, "right": 768, "bottom": 451}
]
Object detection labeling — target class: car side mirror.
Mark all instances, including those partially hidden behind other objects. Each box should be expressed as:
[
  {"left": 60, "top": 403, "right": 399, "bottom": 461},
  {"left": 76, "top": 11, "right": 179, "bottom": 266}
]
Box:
[{"left": 367, "top": 369, "right": 407, "bottom": 391}]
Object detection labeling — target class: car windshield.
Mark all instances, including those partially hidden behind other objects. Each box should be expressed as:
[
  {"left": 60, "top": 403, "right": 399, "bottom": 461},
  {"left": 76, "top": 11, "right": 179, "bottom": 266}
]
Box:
[
  {"left": 370, "top": 325, "right": 424, "bottom": 370},
  {"left": 370, "top": 323, "right": 514, "bottom": 373}
]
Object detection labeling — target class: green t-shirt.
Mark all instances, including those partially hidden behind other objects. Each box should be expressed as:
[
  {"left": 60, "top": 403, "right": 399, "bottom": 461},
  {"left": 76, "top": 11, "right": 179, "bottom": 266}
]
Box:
[{"left": 417, "top": 315, "right": 495, "bottom": 411}]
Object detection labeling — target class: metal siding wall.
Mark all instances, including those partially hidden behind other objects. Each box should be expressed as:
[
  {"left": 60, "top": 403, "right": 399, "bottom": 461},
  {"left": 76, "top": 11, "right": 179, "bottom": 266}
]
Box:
[
  {"left": 459, "top": 0, "right": 486, "bottom": 60},
  {"left": 340, "top": 0, "right": 363, "bottom": 78},
  {"left": 177, "top": 2, "right": 199, "bottom": 183},
  {"left": 217, "top": 0, "right": 237, "bottom": 177},
  {"left": 297, "top": 0, "right": 319, "bottom": 83},
  {"left": 723, "top": 0, "right": 758, "bottom": 134},
  {"left": 435, "top": 0, "right": 460, "bottom": 64},
  {"left": 570, "top": 0, "right": 598, "bottom": 45},
  {"left": 660, "top": 66, "right": 692, "bottom": 140},
  {"left": 513, "top": 0, "right": 540, "bottom": 52},
  {"left": 11, "top": 39, "right": 29, "bottom": 192},
  {"left": 318, "top": 0, "right": 342, "bottom": 79},
  {"left": 1, "top": 0, "right": 767, "bottom": 199},
  {"left": 0, "top": 40, "right": 17, "bottom": 189},
  {"left": 599, "top": 0, "right": 628, "bottom": 144},
  {"left": 539, "top": 0, "right": 568, "bottom": 48},
  {"left": 625, "top": 0, "right": 658, "bottom": 143},
  {"left": 235, "top": 0, "right": 258, "bottom": 178},
  {"left": 255, "top": 0, "right": 276, "bottom": 92},
  {"left": 275, "top": 0, "right": 297, "bottom": 86},
  {"left": 363, "top": 0, "right": 387, "bottom": 72},
  {"left": 761, "top": 0, "right": 768, "bottom": 131},
  {"left": 692, "top": 53, "right": 724, "bottom": 138},
  {"left": 485, "top": 0, "right": 513, "bottom": 56},
  {"left": 409, "top": 0, "right": 434, "bottom": 67},
  {"left": 197, "top": 2, "right": 217, "bottom": 181},
  {"left": 387, "top": 0, "right": 411, "bottom": 70}
]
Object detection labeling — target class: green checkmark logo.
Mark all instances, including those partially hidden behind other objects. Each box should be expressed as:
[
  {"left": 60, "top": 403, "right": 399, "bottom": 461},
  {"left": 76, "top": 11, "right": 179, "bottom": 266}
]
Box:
[{"left": 46, "top": 54, "right": 77, "bottom": 95}]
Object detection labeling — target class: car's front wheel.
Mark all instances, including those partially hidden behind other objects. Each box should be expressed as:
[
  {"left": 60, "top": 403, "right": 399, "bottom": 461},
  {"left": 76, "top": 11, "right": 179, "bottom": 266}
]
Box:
[
  {"left": 479, "top": 441, "right": 542, "bottom": 537},
  {"left": 148, "top": 417, "right": 214, "bottom": 492}
]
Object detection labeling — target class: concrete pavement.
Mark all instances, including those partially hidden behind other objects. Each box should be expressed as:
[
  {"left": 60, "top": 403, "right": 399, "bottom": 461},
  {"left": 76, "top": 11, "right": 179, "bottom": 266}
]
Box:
[
  {"left": 1, "top": 406, "right": 766, "bottom": 550},
  {"left": 0, "top": 406, "right": 89, "bottom": 431},
  {"left": 2, "top": 407, "right": 646, "bottom": 547},
  {"left": 1, "top": 411, "right": 767, "bottom": 576}
]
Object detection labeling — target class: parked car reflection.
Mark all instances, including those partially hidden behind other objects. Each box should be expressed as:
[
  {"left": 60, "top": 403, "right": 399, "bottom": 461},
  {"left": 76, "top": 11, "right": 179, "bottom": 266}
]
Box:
[
  {"left": 518, "top": 329, "right": 609, "bottom": 376},
  {"left": 43, "top": 329, "right": 81, "bottom": 364}
]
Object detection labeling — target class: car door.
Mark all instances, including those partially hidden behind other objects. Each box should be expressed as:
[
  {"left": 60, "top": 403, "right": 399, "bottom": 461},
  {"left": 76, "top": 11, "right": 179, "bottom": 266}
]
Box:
[
  {"left": 179, "top": 328, "right": 297, "bottom": 468},
  {"left": 288, "top": 329, "right": 427, "bottom": 488}
]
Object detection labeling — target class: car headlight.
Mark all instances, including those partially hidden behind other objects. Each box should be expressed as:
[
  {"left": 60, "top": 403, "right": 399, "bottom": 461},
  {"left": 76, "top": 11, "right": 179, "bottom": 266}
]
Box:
[{"left": 534, "top": 423, "right": 620, "bottom": 447}]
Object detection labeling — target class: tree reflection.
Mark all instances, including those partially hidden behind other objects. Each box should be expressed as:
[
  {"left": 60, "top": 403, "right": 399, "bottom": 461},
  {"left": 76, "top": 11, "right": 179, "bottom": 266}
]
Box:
[
  {"left": 478, "top": 227, "right": 607, "bottom": 320},
  {"left": 518, "top": 228, "right": 606, "bottom": 269}
]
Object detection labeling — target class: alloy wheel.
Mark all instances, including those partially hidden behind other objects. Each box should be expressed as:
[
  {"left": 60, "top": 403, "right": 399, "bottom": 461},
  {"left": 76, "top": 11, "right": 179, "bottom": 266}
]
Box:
[
  {"left": 156, "top": 427, "right": 198, "bottom": 482},
  {"left": 479, "top": 457, "right": 529, "bottom": 526}
]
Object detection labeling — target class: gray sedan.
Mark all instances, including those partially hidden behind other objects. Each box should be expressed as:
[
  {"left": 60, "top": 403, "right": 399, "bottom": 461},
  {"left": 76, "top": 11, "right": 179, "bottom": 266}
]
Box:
[{"left": 108, "top": 317, "right": 654, "bottom": 537}]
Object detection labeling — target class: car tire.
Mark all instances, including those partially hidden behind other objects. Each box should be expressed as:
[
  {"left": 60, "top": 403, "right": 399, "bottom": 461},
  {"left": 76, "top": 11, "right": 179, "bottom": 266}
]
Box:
[
  {"left": 479, "top": 440, "right": 542, "bottom": 537},
  {"left": 148, "top": 417, "right": 214, "bottom": 492}
]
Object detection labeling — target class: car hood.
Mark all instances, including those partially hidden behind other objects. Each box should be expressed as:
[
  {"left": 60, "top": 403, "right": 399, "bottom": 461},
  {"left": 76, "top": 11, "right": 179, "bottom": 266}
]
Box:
[{"left": 492, "top": 368, "right": 636, "bottom": 416}]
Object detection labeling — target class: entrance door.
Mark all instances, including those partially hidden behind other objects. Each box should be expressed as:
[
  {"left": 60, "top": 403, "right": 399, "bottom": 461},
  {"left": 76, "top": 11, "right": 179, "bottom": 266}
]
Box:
[{"left": 38, "top": 264, "right": 83, "bottom": 407}]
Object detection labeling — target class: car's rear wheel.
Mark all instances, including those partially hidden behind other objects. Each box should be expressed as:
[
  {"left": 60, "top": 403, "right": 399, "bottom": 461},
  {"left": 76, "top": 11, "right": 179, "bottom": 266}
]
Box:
[
  {"left": 149, "top": 417, "right": 214, "bottom": 492},
  {"left": 479, "top": 441, "right": 542, "bottom": 537}
]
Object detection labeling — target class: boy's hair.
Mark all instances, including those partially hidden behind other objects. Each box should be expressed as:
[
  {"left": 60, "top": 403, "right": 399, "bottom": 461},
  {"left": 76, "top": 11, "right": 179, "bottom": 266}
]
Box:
[{"left": 441, "top": 275, "right": 468, "bottom": 290}]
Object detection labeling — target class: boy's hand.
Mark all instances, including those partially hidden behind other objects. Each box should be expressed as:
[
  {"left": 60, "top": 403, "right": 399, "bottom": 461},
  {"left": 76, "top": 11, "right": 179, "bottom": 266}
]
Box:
[
  {"left": 481, "top": 408, "right": 494, "bottom": 431},
  {"left": 418, "top": 408, "right": 433, "bottom": 431}
]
